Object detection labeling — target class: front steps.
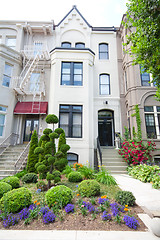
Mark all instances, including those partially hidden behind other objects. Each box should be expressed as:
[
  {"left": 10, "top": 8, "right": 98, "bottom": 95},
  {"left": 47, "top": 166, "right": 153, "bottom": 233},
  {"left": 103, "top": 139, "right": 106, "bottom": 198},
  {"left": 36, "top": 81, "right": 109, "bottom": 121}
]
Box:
[
  {"left": 101, "top": 147, "right": 128, "bottom": 174},
  {"left": 0, "top": 144, "right": 27, "bottom": 179}
]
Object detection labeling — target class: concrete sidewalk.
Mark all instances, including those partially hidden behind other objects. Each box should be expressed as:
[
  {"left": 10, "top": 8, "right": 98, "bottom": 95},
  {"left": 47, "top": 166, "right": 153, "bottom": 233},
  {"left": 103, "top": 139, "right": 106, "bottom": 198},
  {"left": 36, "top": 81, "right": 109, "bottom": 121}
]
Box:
[
  {"left": 114, "top": 174, "right": 160, "bottom": 214},
  {"left": 0, "top": 230, "right": 159, "bottom": 240}
]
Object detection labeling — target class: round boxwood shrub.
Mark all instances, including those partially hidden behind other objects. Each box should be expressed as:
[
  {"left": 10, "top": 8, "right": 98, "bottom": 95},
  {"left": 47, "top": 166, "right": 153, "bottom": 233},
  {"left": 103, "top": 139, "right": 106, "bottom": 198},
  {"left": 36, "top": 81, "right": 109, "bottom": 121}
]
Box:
[
  {"left": 68, "top": 171, "right": 83, "bottom": 183},
  {"left": 0, "top": 187, "right": 32, "bottom": 213},
  {"left": 0, "top": 182, "right": 12, "bottom": 198},
  {"left": 115, "top": 190, "right": 136, "bottom": 206},
  {"left": 78, "top": 180, "right": 100, "bottom": 197},
  {"left": 2, "top": 176, "right": 20, "bottom": 189},
  {"left": 45, "top": 185, "right": 73, "bottom": 208},
  {"left": 22, "top": 173, "right": 38, "bottom": 184}
]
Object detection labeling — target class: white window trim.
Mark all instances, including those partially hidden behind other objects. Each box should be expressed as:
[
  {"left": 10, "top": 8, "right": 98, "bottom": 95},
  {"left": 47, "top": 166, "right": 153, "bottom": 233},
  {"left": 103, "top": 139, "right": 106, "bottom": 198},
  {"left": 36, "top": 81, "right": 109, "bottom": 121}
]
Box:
[
  {"left": 2, "top": 63, "right": 13, "bottom": 88},
  {"left": 0, "top": 106, "right": 7, "bottom": 138}
]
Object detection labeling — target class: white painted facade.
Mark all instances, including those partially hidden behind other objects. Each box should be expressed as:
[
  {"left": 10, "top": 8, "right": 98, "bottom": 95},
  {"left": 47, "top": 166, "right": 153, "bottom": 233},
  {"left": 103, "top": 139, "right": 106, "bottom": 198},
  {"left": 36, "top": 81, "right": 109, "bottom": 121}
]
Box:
[{"left": 0, "top": 6, "right": 122, "bottom": 166}]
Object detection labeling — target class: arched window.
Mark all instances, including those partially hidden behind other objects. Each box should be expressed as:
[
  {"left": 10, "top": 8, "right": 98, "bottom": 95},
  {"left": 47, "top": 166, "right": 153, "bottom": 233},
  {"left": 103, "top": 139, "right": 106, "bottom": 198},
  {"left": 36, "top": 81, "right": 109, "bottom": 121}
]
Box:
[
  {"left": 61, "top": 42, "right": 71, "bottom": 48},
  {"left": 99, "top": 74, "right": 110, "bottom": 95},
  {"left": 75, "top": 42, "right": 85, "bottom": 48},
  {"left": 67, "top": 153, "right": 78, "bottom": 166},
  {"left": 99, "top": 43, "right": 109, "bottom": 59}
]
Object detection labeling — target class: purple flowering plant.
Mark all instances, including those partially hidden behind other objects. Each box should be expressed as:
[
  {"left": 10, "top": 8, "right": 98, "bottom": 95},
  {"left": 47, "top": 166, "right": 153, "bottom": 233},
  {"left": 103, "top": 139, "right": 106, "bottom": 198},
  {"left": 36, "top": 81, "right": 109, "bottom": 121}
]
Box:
[
  {"left": 123, "top": 215, "right": 139, "bottom": 229},
  {"left": 42, "top": 211, "right": 56, "bottom": 224},
  {"left": 65, "top": 204, "right": 75, "bottom": 213},
  {"left": 102, "top": 211, "right": 112, "bottom": 221}
]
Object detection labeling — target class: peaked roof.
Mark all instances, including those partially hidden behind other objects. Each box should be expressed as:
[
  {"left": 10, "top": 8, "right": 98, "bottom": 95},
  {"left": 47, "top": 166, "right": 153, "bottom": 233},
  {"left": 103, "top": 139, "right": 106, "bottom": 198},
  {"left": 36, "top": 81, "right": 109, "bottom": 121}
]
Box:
[{"left": 55, "top": 5, "right": 92, "bottom": 28}]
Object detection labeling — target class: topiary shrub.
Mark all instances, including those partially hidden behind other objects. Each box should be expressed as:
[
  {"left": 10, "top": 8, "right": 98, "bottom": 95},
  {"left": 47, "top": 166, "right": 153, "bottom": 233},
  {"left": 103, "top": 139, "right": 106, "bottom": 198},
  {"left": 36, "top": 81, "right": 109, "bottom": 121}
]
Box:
[
  {"left": 54, "top": 158, "right": 68, "bottom": 172},
  {"left": 115, "top": 190, "right": 136, "bottom": 206},
  {"left": 27, "top": 130, "right": 39, "bottom": 173},
  {"left": 2, "top": 176, "right": 20, "bottom": 189},
  {"left": 45, "top": 185, "right": 73, "bottom": 208},
  {"left": 78, "top": 180, "right": 100, "bottom": 197},
  {"left": 36, "top": 180, "right": 47, "bottom": 191},
  {"left": 68, "top": 171, "right": 83, "bottom": 182},
  {"left": 0, "top": 182, "right": 12, "bottom": 198},
  {"left": 14, "top": 169, "right": 27, "bottom": 179},
  {"left": 52, "top": 170, "right": 61, "bottom": 178},
  {"left": 22, "top": 173, "right": 38, "bottom": 184},
  {"left": 0, "top": 187, "right": 32, "bottom": 213}
]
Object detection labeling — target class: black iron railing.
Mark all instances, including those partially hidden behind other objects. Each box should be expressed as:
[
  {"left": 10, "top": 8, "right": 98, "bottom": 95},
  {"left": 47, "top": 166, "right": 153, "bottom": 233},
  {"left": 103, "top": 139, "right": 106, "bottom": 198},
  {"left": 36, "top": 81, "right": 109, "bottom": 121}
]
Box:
[{"left": 97, "top": 137, "right": 102, "bottom": 166}]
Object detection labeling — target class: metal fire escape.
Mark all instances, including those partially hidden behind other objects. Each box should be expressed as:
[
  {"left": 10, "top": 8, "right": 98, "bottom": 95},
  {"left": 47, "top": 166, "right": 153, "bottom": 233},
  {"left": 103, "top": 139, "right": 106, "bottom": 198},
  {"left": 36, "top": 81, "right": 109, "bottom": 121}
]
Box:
[{"left": 13, "top": 43, "right": 50, "bottom": 113}]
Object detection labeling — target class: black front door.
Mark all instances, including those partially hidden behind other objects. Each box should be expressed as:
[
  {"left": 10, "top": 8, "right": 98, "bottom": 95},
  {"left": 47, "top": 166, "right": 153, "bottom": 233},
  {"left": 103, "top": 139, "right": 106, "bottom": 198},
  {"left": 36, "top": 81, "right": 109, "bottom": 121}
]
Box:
[
  {"left": 24, "top": 119, "right": 39, "bottom": 142},
  {"left": 98, "top": 120, "right": 113, "bottom": 146}
]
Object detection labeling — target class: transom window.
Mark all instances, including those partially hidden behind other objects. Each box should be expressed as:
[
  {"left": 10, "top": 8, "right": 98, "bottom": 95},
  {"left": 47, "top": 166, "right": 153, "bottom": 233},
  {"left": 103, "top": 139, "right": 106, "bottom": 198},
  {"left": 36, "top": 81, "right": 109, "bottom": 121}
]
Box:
[
  {"left": 99, "top": 74, "right": 110, "bottom": 95},
  {"left": 2, "top": 63, "right": 13, "bottom": 87},
  {"left": 59, "top": 105, "right": 82, "bottom": 138},
  {"left": 6, "top": 37, "right": 16, "bottom": 50},
  {"left": 75, "top": 42, "right": 85, "bottom": 48},
  {"left": 0, "top": 106, "right": 7, "bottom": 137},
  {"left": 144, "top": 106, "right": 160, "bottom": 139},
  {"left": 99, "top": 43, "right": 109, "bottom": 59},
  {"left": 61, "top": 42, "right": 71, "bottom": 48},
  {"left": 61, "top": 62, "right": 83, "bottom": 86}
]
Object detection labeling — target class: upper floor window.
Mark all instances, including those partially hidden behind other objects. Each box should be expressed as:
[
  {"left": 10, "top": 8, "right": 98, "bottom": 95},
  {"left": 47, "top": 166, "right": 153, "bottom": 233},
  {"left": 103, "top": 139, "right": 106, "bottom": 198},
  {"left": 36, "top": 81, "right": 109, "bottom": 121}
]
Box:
[
  {"left": 124, "top": 71, "right": 128, "bottom": 91},
  {"left": 59, "top": 105, "right": 82, "bottom": 138},
  {"left": 2, "top": 63, "right": 13, "bottom": 87},
  {"left": 0, "top": 37, "right": 2, "bottom": 44},
  {"left": 6, "top": 37, "right": 16, "bottom": 50},
  {"left": 61, "top": 62, "right": 83, "bottom": 86},
  {"left": 144, "top": 106, "right": 160, "bottom": 139},
  {"left": 34, "top": 42, "right": 43, "bottom": 55},
  {"left": 99, "top": 43, "right": 109, "bottom": 59},
  {"left": 99, "top": 74, "right": 110, "bottom": 95},
  {"left": 29, "top": 73, "right": 40, "bottom": 92},
  {"left": 0, "top": 106, "right": 7, "bottom": 137},
  {"left": 61, "top": 42, "right": 71, "bottom": 48},
  {"left": 75, "top": 42, "right": 85, "bottom": 48},
  {"left": 140, "top": 66, "right": 150, "bottom": 86}
]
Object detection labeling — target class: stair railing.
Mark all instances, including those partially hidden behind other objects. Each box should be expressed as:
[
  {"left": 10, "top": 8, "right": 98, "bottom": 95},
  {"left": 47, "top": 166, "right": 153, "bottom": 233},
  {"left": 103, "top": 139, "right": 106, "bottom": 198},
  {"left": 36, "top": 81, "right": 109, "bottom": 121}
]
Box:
[
  {"left": 97, "top": 137, "right": 102, "bottom": 166},
  {"left": 0, "top": 133, "right": 19, "bottom": 155},
  {"left": 14, "top": 142, "right": 30, "bottom": 173}
]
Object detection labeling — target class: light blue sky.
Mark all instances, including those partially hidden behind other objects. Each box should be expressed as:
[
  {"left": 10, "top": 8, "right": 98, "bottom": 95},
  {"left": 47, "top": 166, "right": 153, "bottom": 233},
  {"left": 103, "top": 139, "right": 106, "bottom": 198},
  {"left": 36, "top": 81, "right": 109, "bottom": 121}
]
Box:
[{"left": 1, "top": 0, "right": 128, "bottom": 27}]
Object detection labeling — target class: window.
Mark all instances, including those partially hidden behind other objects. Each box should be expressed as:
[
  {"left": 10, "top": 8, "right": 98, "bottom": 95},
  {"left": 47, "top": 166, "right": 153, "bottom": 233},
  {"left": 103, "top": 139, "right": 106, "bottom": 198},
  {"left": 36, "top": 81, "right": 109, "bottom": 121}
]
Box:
[
  {"left": 0, "top": 106, "right": 7, "bottom": 137},
  {"left": 140, "top": 66, "right": 150, "bottom": 86},
  {"left": 2, "top": 63, "right": 13, "bottom": 87},
  {"left": 75, "top": 42, "right": 85, "bottom": 48},
  {"left": 99, "top": 74, "right": 110, "bottom": 95},
  {"left": 61, "top": 62, "right": 83, "bottom": 86},
  {"left": 61, "top": 42, "right": 71, "bottom": 48},
  {"left": 6, "top": 37, "right": 16, "bottom": 50},
  {"left": 144, "top": 106, "right": 160, "bottom": 139},
  {"left": 0, "top": 37, "right": 2, "bottom": 44},
  {"left": 59, "top": 105, "right": 82, "bottom": 138},
  {"left": 67, "top": 153, "right": 78, "bottom": 166},
  {"left": 34, "top": 42, "right": 43, "bottom": 55},
  {"left": 29, "top": 73, "right": 40, "bottom": 92},
  {"left": 99, "top": 43, "right": 109, "bottom": 59}
]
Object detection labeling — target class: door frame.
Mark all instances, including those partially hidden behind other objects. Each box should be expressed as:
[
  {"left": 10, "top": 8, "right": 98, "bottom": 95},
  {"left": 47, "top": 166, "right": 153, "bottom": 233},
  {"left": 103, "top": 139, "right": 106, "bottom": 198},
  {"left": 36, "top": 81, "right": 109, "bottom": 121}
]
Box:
[
  {"left": 23, "top": 116, "right": 39, "bottom": 142},
  {"left": 98, "top": 109, "right": 115, "bottom": 146}
]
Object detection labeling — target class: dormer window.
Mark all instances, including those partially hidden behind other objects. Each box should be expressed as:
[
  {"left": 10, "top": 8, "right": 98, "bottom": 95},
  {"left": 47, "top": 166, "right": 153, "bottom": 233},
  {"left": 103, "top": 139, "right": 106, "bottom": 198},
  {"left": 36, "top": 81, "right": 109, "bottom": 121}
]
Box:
[
  {"left": 75, "top": 42, "right": 85, "bottom": 48},
  {"left": 61, "top": 42, "right": 71, "bottom": 48}
]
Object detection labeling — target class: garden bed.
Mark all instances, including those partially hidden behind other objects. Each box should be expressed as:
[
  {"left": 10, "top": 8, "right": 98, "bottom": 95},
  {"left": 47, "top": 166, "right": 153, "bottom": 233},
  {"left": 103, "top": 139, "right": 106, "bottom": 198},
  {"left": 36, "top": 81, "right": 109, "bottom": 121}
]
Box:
[{"left": 0, "top": 177, "right": 147, "bottom": 231}]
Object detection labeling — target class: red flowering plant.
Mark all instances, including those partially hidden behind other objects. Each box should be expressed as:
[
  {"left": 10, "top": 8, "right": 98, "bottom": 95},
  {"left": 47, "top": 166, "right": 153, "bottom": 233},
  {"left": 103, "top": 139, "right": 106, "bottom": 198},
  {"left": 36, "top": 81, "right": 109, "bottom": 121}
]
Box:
[{"left": 119, "top": 140, "right": 156, "bottom": 165}]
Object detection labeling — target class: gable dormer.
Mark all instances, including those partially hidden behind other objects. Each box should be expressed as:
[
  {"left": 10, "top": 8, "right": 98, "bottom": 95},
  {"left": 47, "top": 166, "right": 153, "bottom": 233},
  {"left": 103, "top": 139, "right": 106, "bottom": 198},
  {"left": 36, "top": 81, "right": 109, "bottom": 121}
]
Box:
[{"left": 54, "top": 6, "right": 92, "bottom": 48}]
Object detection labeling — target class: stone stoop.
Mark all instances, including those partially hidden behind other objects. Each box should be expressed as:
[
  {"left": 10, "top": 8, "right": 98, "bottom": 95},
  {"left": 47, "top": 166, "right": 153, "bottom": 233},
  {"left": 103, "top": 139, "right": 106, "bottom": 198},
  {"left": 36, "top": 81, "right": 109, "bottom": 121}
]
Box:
[
  {"left": 101, "top": 147, "right": 128, "bottom": 174},
  {"left": 0, "top": 144, "right": 27, "bottom": 179}
]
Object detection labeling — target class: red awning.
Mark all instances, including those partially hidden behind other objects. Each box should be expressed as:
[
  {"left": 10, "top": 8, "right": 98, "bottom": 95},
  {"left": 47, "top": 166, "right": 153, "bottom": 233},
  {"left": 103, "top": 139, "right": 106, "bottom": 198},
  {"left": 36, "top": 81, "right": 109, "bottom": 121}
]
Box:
[{"left": 14, "top": 101, "right": 48, "bottom": 114}]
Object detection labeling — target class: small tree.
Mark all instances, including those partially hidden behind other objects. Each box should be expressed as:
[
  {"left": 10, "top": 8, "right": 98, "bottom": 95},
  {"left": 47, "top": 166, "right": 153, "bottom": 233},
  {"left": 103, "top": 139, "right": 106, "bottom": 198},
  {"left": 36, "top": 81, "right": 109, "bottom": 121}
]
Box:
[
  {"left": 34, "top": 114, "right": 70, "bottom": 189},
  {"left": 27, "top": 130, "right": 39, "bottom": 173}
]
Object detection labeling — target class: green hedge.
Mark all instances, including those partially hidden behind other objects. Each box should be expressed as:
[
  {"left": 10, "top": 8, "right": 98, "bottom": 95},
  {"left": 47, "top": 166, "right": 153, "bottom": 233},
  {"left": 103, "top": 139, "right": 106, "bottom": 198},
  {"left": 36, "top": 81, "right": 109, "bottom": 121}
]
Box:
[
  {"left": 0, "top": 182, "right": 12, "bottom": 198},
  {"left": 2, "top": 176, "right": 20, "bottom": 189}
]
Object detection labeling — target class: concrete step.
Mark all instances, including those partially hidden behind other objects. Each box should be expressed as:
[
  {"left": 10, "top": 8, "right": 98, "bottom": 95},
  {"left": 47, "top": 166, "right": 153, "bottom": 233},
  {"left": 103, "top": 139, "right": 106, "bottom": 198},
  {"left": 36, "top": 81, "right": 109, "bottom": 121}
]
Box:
[
  {"left": 102, "top": 161, "right": 127, "bottom": 166},
  {"left": 102, "top": 157, "right": 124, "bottom": 162},
  {"left": 103, "top": 165, "right": 127, "bottom": 171}
]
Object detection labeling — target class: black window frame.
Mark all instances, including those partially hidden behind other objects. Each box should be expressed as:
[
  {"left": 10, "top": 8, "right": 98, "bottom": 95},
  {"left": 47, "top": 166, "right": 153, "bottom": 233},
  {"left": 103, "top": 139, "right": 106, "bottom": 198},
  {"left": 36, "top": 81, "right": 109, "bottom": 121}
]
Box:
[
  {"left": 67, "top": 152, "right": 78, "bottom": 166},
  {"left": 61, "top": 42, "right": 71, "bottom": 48},
  {"left": 140, "top": 65, "right": 150, "bottom": 86},
  {"left": 61, "top": 62, "right": 83, "bottom": 86},
  {"left": 75, "top": 42, "right": 85, "bottom": 48},
  {"left": 99, "top": 74, "right": 110, "bottom": 95},
  {"left": 99, "top": 43, "right": 109, "bottom": 60},
  {"left": 59, "top": 105, "right": 83, "bottom": 138}
]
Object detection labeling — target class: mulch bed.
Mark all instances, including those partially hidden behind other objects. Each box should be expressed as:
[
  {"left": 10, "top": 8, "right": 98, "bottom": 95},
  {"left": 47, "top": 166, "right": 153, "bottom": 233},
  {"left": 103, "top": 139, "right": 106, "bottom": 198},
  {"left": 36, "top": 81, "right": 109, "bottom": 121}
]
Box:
[{"left": 0, "top": 204, "right": 147, "bottom": 231}]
